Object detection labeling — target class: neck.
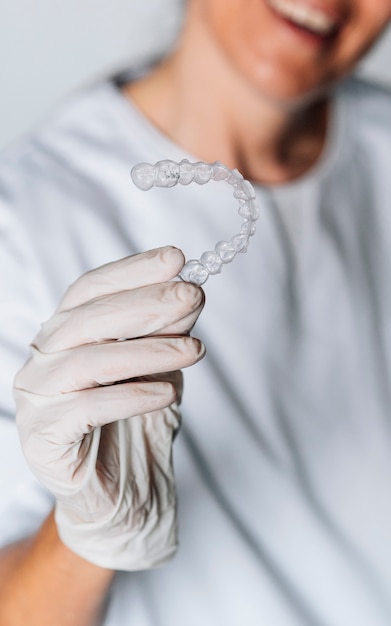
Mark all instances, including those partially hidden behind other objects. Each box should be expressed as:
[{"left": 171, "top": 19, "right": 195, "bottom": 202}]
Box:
[{"left": 123, "top": 7, "right": 330, "bottom": 184}]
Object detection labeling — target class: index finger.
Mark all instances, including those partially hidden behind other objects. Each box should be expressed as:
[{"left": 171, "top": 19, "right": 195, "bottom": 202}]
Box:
[{"left": 57, "top": 246, "right": 185, "bottom": 312}]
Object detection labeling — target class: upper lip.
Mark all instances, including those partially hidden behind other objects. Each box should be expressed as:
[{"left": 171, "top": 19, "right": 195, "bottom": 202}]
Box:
[{"left": 265, "top": 0, "right": 347, "bottom": 36}]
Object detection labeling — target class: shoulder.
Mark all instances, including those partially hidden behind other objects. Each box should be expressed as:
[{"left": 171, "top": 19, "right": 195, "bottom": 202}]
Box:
[
  {"left": 0, "top": 81, "right": 115, "bottom": 275},
  {"left": 0, "top": 79, "right": 137, "bottom": 310},
  {"left": 0, "top": 80, "right": 123, "bottom": 191},
  {"left": 0, "top": 79, "right": 134, "bottom": 264}
]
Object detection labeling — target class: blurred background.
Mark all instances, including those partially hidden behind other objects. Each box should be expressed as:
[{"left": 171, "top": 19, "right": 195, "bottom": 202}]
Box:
[{"left": 1, "top": 0, "right": 391, "bottom": 150}]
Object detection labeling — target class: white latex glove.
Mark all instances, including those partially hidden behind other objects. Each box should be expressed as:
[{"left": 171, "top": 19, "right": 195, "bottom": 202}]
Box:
[{"left": 14, "top": 246, "right": 205, "bottom": 570}]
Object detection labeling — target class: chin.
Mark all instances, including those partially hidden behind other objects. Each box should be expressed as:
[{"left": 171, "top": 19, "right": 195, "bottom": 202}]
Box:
[{"left": 246, "top": 62, "right": 338, "bottom": 108}]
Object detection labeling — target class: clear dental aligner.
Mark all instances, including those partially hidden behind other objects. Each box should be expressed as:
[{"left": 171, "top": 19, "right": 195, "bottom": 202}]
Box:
[{"left": 130, "top": 159, "right": 260, "bottom": 286}]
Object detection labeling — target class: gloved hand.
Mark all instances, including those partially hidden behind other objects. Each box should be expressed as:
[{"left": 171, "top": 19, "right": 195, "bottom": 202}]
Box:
[{"left": 14, "top": 246, "right": 205, "bottom": 570}]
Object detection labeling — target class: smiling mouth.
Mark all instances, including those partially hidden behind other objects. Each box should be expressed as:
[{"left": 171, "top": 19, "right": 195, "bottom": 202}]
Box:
[{"left": 266, "top": 0, "right": 340, "bottom": 37}]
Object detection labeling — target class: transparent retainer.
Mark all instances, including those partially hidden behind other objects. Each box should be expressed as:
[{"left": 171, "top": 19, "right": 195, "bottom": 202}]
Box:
[{"left": 131, "top": 159, "right": 259, "bottom": 286}]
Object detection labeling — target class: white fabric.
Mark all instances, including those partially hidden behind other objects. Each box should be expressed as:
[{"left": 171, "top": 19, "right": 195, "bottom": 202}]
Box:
[{"left": 1, "top": 73, "right": 391, "bottom": 624}]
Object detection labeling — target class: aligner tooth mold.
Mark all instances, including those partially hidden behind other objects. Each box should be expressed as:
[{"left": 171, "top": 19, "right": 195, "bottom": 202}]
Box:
[
  {"left": 194, "top": 162, "right": 213, "bottom": 185},
  {"left": 241, "top": 219, "right": 257, "bottom": 236},
  {"left": 200, "top": 251, "right": 223, "bottom": 274},
  {"left": 215, "top": 241, "right": 237, "bottom": 263},
  {"left": 238, "top": 198, "right": 260, "bottom": 220},
  {"left": 130, "top": 159, "right": 260, "bottom": 286},
  {"left": 179, "top": 159, "right": 195, "bottom": 185},
  {"left": 226, "top": 169, "right": 244, "bottom": 185},
  {"left": 211, "top": 162, "right": 230, "bottom": 181},
  {"left": 130, "top": 163, "right": 156, "bottom": 191},
  {"left": 155, "top": 160, "right": 180, "bottom": 187},
  {"left": 230, "top": 233, "right": 249, "bottom": 253},
  {"left": 178, "top": 260, "right": 209, "bottom": 286}
]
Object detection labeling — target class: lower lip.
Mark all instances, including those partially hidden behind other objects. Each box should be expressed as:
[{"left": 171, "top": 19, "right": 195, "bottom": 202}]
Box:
[{"left": 266, "top": 4, "right": 338, "bottom": 48}]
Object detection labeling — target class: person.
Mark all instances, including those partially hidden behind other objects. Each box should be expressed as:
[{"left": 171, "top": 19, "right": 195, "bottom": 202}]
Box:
[{"left": 1, "top": 0, "right": 391, "bottom": 624}]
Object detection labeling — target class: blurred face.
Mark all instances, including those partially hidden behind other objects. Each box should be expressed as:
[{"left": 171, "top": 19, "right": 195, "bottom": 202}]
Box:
[{"left": 195, "top": 0, "right": 391, "bottom": 103}]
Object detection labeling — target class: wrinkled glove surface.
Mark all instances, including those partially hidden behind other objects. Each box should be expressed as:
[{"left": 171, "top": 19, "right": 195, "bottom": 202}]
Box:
[{"left": 14, "top": 246, "right": 205, "bottom": 570}]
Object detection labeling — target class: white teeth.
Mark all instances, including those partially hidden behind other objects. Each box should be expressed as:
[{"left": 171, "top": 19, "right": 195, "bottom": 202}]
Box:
[{"left": 267, "top": 0, "right": 336, "bottom": 35}]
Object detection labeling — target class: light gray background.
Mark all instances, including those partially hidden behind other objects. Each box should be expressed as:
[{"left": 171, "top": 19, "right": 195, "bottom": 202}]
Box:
[{"left": 1, "top": 0, "right": 391, "bottom": 150}]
